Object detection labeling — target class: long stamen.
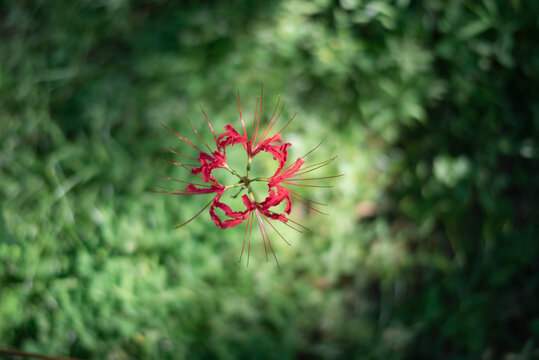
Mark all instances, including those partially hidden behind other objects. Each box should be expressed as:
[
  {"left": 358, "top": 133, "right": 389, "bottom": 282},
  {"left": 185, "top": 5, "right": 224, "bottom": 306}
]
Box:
[
  {"left": 279, "top": 220, "right": 304, "bottom": 233},
  {"left": 252, "top": 85, "right": 264, "bottom": 150},
  {"left": 234, "top": 90, "right": 248, "bottom": 138},
  {"left": 239, "top": 212, "right": 252, "bottom": 263},
  {"left": 285, "top": 217, "right": 312, "bottom": 231},
  {"left": 282, "top": 182, "right": 334, "bottom": 188},
  {"left": 173, "top": 198, "right": 214, "bottom": 229},
  {"left": 247, "top": 210, "right": 254, "bottom": 267},
  {"left": 157, "top": 175, "right": 212, "bottom": 187},
  {"left": 155, "top": 185, "right": 202, "bottom": 192},
  {"left": 278, "top": 156, "right": 336, "bottom": 178},
  {"left": 163, "top": 157, "right": 205, "bottom": 181},
  {"left": 282, "top": 187, "right": 328, "bottom": 206},
  {"left": 272, "top": 112, "right": 297, "bottom": 141},
  {"left": 250, "top": 96, "right": 260, "bottom": 151},
  {"left": 290, "top": 194, "right": 329, "bottom": 215},
  {"left": 256, "top": 95, "right": 285, "bottom": 149},
  {"left": 281, "top": 157, "right": 337, "bottom": 178},
  {"left": 161, "top": 123, "right": 204, "bottom": 153},
  {"left": 286, "top": 174, "right": 345, "bottom": 181},
  {"left": 199, "top": 105, "right": 219, "bottom": 149},
  {"left": 257, "top": 95, "right": 280, "bottom": 143},
  {"left": 254, "top": 208, "right": 268, "bottom": 262},
  {"left": 188, "top": 118, "right": 213, "bottom": 153},
  {"left": 164, "top": 157, "right": 199, "bottom": 168},
  {"left": 152, "top": 190, "right": 203, "bottom": 195},
  {"left": 160, "top": 145, "right": 196, "bottom": 160},
  {"left": 152, "top": 186, "right": 218, "bottom": 195},
  {"left": 260, "top": 212, "right": 291, "bottom": 246},
  {"left": 300, "top": 141, "right": 323, "bottom": 160},
  {"left": 255, "top": 209, "right": 279, "bottom": 266}
]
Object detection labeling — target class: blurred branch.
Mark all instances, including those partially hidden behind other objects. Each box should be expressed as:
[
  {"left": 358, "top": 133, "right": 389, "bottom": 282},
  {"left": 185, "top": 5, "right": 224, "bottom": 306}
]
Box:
[{"left": 0, "top": 349, "right": 80, "bottom": 360}]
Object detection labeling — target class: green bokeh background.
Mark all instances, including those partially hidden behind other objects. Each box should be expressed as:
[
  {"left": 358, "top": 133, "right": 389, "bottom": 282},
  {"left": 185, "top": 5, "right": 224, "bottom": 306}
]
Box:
[{"left": 1, "top": 1, "right": 538, "bottom": 359}]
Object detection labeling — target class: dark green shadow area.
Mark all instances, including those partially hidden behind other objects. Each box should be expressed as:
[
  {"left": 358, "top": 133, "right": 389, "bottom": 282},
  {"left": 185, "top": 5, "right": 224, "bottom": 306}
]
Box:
[
  {"left": 0, "top": 1, "right": 538, "bottom": 359},
  {"left": 0, "top": 205, "right": 15, "bottom": 245}
]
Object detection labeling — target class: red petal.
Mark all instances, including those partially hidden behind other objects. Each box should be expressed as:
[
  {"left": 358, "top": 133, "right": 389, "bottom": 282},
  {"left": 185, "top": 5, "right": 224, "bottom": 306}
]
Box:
[
  {"left": 185, "top": 183, "right": 225, "bottom": 194},
  {"left": 268, "top": 158, "right": 305, "bottom": 187},
  {"left": 217, "top": 124, "right": 248, "bottom": 148},
  {"left": 257, "top": 185, "right": 292, "bottom": 221},
  {"left": 191, "top": 151, "right": 227, "bottom": 183},
  {"left": 209, "top": 193, "right": 253, "bottom": 229}
]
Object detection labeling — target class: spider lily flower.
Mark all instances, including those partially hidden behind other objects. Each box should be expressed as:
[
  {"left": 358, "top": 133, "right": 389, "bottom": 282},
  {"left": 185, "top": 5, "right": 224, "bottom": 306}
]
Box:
[
  {"left": 155, "top": 87, "right": 341, "bottom": 266},
  {"left": 209, "top": 192, "right": 254, "bottom": 229}
]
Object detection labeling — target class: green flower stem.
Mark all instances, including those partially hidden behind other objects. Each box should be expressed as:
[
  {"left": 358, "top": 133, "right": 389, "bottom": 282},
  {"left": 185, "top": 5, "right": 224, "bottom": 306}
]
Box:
[
  {"left": 247, "top": 188, "right": 257, "bottom": 203},
  {"left": 246, "top": 156, "right": 252, "bottom": 178},
  {"left": 230, "top": 186, "right": 246, "bottom": 198},
  {"left": 223, "top": 164, "right": 242, "bottom": 179},
  {"left": 224, "top": 182, "right": 245, "bottom": 190}
]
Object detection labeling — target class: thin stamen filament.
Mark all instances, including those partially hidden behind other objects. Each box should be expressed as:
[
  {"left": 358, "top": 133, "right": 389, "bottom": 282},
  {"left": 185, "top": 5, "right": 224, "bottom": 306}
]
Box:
[
  {"left": 187, "top": 118, "right": 213, "bottom": 153},
  {"left": 199, "top": 105, "right": 219, "bottom": 149},
  {"left": 173, "top": 198, "right": 214, "bottom": 229},
  {"left": 286, "top": 174, "right": 345, "bottom": 181},
  {"left": 161, "top": 123, "right": 205, "bottom": 153},
  {"left": 260, "top": 212, "right": 291, "bottom": 246}
]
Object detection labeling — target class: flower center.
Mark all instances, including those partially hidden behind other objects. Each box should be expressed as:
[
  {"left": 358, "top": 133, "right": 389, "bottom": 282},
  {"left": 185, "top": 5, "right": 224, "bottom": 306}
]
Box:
[{"left": 239, "top": 175, "right": 250, "bottom": 184}]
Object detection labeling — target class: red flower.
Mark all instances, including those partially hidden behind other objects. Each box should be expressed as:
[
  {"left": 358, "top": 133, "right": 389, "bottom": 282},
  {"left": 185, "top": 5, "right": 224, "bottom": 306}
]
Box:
[
  {"left": 191, "top": 150, "right": 227, "bottom": 183},
  {"left": 209, "top": 193, "right": 254, "bottom": 229},
  {"left": 155, "top": 87, "right": 341, "bottom": 266},
  {"left": 217, "top": 124, "right": 248, "bottom": 148}
]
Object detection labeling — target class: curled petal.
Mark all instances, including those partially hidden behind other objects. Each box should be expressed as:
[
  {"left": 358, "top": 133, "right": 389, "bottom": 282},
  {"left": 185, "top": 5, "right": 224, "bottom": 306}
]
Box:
[
  {"left": 257, "top": 185, "right": 292, "bottom": 222},
  {"left": 241, "top": 194, "right": 257, "bottom": 211},
  {"left": 255, "top": 133, "right": 282, "bottom": 151},
  {"left": 209, "top": 193, "right": 253, "bottom": 229},
  {"left": 259, "top": 186, "right": 289, "bottom": 211},
  {"left": 261, "top": 211, "right": 289, "bottom": 223},
  {"left": 268, "top": 158, "right": 305, "bottom": 188},
  {"left": 251, "top": 133, "right": 292, "bottom": 174},
  {"left": 191, "top": 151, "right": 227, "bottom": 183},
  {"left": 218, "top": 124, "right": 248, "bottom": 148},
  {"left": 186, "top": 183, "right": 225, "bottom": 194},
  {"left": 263, "top": 142, "right": 291, "bottom": 174}
]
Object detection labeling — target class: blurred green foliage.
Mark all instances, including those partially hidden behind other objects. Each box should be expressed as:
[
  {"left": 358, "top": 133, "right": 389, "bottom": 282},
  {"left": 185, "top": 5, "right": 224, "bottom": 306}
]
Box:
[{"left": 1, "top": 0, "right": 538, "bottom": 359}]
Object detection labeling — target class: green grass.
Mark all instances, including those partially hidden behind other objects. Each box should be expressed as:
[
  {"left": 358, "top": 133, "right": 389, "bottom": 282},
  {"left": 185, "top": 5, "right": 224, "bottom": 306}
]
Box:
[{"left": 1, "top": 1, "right": 538, "bottom": 359}]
